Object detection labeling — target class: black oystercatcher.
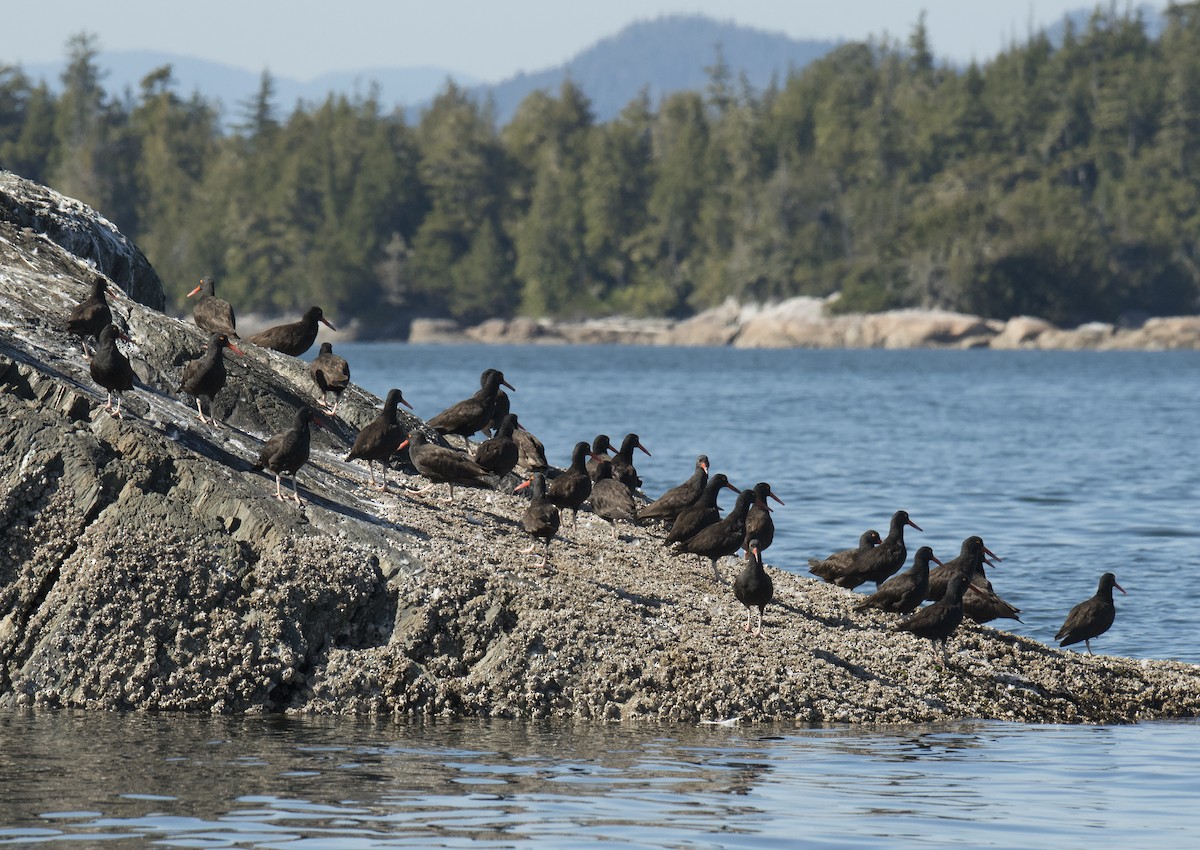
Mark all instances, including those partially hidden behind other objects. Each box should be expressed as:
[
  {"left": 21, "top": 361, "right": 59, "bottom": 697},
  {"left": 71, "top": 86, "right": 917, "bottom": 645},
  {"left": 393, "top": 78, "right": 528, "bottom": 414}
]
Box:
[
  {"left": 742, "top": 481, "right": 785, "bottom": 552},
  {"left": 861, "top": 510, "right": 922, "bottom": 588},
  {"left": 345, "top": 388, "right": 413, "bottom": 491},
  {"left": 926, "top": 536, "right": 1001, "bottom": 601},
  {"left": 178, "top": 332, "right": 245, "bottom": 427},
  {"left": 514, "top": 473, "right": 560, "bottom": 567},
  {"left": 586, "top": 434, "right": 614, "bottom": 481},
  {"left": 89, "top": 323, "right": 135, "bottom": 418},
  {"left": 674, "top": 488, "right": 756, "bottom": 582},
  {"left": 734, "top": 539, "right": 774, "bottom": 635},
  {"left": 1055, "top": 572, "right": 1126, "bottom": 655},
  {"left": 485, "top": 389, "right": 511, "bottom": 437},
  {"left": 808, "top": 529, "right": 883, "bottom": 585},
  {"left": 896, "top": 573, "right": 977, "bottom": 666},
  {"left": 638, "top": 454, "right": 708, "bottom": 523},
  {"left": 665, "top": 473, "right": 740, "bottom": 545},
  {"left": 310, "top": 342, "right": 350, "bottom": 414},
  {"left": 589, "top": 460, "right": 638, "bottom": 539},
  {"left": 398, "top": 430, "right": 493, "bottom": 502},
  {"left": 962, "top": 560, "right": 1022, "bottom": 624},
  {"left": 67, "top": 277, "right": 115, "bottom": 353},
  {"left": 186, "top": 277, "right": 237, "bottom": 337},
  {"left": 245, "top": 306, "right": 335, "bottom": 356},
  {"left": 253, "top": 406, "right": 320, "bottom": 505},
  {"left": 428, "top": 369, "right": 515, "bottom": 439},
  {"left": 546, "top": 441, "right": 596, "bottom": 529},
  {"left": 855, "top": 546, "right": 942, "bottom": 615},
  {"left": 475, "top": 413, "right": 521, "bottom": 478},
  {"left": 514, "top": 423, "right": 550, "bottom": 475},
  {"left": 609, "top": 433, "right": 650, "bottom": 490}
]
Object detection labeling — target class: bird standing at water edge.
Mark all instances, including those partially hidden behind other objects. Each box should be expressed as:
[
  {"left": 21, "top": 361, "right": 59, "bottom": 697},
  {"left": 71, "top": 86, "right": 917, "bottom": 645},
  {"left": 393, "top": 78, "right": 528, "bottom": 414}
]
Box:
[
  {"left": 310, "top": 342, "right": 351, "bottom": 414},
  {"left": 89, "top": 323, "right": 135, "bottom": 418},
  {"left": 609, "top": 433, "right": 650, "bottom": 490},
  {"left": 186, "top": 277, "right": 237, "bottom": 337},
  {"left": 246, "top": 306, "right": 335, "bottom": 356},
  {"left": 1055, "top": 572, "right": 1126, "bottom": 656},
  {"left": 179, "top": 332, "right": 245, "bottom": 427},
  {"left": 734, "top": 539, "right": 773, "bottom": 635},
  {"left": 253, "top": 406, "right": 320, "bottom": 505}
]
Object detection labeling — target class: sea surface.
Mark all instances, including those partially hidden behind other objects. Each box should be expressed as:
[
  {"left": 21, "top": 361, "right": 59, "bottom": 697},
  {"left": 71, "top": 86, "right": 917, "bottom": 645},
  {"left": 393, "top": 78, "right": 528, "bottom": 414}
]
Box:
[{"left": 3, "top": 344, "right": 1198, "bottom": 847}]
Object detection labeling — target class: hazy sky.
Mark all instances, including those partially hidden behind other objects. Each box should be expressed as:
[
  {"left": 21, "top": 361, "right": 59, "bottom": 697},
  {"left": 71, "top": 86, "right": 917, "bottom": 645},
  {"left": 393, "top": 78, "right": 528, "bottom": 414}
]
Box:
[{"left": 2, "top": 0, "right": 1171, "bottom": 82}]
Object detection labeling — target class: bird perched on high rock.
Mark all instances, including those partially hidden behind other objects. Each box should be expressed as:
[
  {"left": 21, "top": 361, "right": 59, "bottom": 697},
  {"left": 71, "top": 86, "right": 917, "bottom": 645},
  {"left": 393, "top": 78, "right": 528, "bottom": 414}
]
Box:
[
  {"left": 67, "top": 276, "right": 115, "bottom": 353},
  {"left": 89, "top": 323, "right": 135, "bottom": 419},
  {"left": 186, "top": 277, "right": 237, "bottom": 338},
  {"left": 310, "top": 342, "right": 351, "bottom": 414},
  {"left": 178, "top": 332, "right": 245, "bottom": 427},
  {"left": 246, "top": 306, "right": 336, "bottom": 356},
  {"left": 344, "top": 388, "right": 413, "bottom": 491},
  {"left": 253, "top": 406, "right": 321, "bottom": 505}
]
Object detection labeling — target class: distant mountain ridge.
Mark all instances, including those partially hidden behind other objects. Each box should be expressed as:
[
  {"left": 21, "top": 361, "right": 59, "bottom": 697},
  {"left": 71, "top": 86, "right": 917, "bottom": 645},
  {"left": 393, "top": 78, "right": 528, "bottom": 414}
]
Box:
[{"left": 14, "top": 15, "right": 839, "bottom": 125}]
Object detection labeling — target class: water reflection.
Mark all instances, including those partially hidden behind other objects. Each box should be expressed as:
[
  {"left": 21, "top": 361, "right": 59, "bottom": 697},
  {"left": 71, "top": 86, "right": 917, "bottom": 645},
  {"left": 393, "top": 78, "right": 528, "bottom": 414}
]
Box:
[{"left": 1, "top": 711, "right": 1197, "bottom": 847}]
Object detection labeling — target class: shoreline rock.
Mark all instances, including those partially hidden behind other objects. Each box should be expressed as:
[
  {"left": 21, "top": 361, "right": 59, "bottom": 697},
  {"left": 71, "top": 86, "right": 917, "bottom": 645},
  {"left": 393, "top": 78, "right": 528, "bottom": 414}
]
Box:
[
  {"left": 4, "top": 172, "right": 1200, "bottom": 724},
  {"left": 407, "top": 297, "right": 1200, "bottom": 351}
]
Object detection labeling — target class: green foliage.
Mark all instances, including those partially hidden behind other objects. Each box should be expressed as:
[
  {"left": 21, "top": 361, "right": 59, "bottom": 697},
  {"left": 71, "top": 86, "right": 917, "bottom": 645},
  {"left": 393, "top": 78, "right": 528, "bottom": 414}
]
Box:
[{"left": 3, "top": 11, "right": 1200, "bottom": 333}]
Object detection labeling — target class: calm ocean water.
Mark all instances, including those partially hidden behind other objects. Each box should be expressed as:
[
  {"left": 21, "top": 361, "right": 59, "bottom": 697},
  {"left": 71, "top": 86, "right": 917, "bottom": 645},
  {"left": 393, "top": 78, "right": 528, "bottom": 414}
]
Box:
[{"left": 3, "top": 344, "right": 1197, "bottom": 846}]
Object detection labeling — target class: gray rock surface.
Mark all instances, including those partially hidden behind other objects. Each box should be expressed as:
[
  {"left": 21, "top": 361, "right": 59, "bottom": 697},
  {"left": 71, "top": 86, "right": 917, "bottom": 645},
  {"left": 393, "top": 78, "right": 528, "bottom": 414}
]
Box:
[{"left": 3, "top": 174, "right": 1200, "bottom": 723}]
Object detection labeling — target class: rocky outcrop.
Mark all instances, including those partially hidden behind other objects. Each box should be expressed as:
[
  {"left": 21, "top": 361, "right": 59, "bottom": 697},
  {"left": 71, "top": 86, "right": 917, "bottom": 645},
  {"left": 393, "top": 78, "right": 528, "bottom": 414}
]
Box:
[
  {"left": 3, "top": 175, "right": 1200, "bottom": 723},
  {"left": 412, "top": 296, "right": 1200, "bottom": 350}
]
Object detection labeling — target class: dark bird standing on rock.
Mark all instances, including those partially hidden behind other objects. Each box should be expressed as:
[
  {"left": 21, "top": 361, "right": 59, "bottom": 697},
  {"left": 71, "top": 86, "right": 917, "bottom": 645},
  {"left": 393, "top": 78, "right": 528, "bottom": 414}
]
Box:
[
  {"left": 962, "top": 560, "right": 1022, "bottom": 624},
  {"left": 485, "top": 389, "right": 510, "bottom": 437},
  {"left": 428, "top": 369, "right": 515, "bottom": 439},
  {"left": 178, "top": 332, "right": 245, "bottom": 427},
  {"left": 475, "top": 413, "right": 521, "bottom": 478},
  {"left": 514, "top": 422, "right": 550, "bottom": 475},
  {"left": 245, "top": 306, "right": 336, "bottom": 356},
  {"left": 253, "top": 406, "right": 320, "bottom": 505},
  {"left": 546, "top": 441, "right": 596, "bottom": 529},
  {"left": 674, "top": 488, "right": 756, "bottom": 582},
  {"left": 665, "top": 473, "right": 740, "bottom": 545},
  {"left": 589, "top": 460, "right": 638, "bottom": 539},
  {"left": 1055, "top": 573, "right": 1126, "bottom": 655},
  {"left": 743, "top": 481, "right": 785, "bottom": 552},
  {"left": 345, "top": 388, "right": 413, "bottom": 491},
  {"left": 926, "top": 536, "right": 1001, "bottom": 602},
  {"left": 89, "top": 323, "right": 135, "bottom": 418},
  {"left": 896, "top": 573, "right": 978, "bottom": 666},
  {"left": 609, "top": 433, "right": 650, "bottom": 490},
  {"left": 398, "top": 430, "right": 493, "bottom": 501},
  {"left": 67, "top": 277, "right": 114, "bottom": 353},
  {"left": 514, "top": 473, "right": 560, "bottom": 567},
  {"left": 309, "top": 342, "right": 351, "bottom": 414},
  {"left": 586, "top": 434, "right": 614, "bottom": 481},
  {"left": 809, "top": 511, "right": 921, "bottom": 589},
  {"left": 734, "top": 539, "right": 774, "bottom": 636},
  {"left": 855, "top": 546, "right": 942, "bottom": 615},
  {"left": 639, "top": 454, "right": 708, "bottom": 523},
  {"left": 186, "top": 277, "right": 237, "bottom": 337},
  {"left": 808, "top": 529, "right": 883, "bottom": 585}
]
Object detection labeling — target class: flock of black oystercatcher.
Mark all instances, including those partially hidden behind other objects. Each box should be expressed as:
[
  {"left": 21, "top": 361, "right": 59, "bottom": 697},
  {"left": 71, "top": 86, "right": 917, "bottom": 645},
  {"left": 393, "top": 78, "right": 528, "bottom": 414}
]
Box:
[{"left": 69, "top": 276, "right": 1127, "bottom": 664}]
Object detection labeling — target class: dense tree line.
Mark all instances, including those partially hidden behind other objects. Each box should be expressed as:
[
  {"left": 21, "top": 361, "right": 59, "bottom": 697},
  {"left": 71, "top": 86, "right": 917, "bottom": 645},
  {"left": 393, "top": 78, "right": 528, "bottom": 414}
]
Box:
[{"left": 3, "top": 8, "right": 1200, "bottom": 334}]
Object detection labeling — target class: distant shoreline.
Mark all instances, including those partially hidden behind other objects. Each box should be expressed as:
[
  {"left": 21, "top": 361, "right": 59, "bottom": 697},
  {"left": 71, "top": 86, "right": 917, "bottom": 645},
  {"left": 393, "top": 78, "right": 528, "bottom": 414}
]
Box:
[{"left": 397, "top": 298, "right": 1200, "bottom": 351}]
